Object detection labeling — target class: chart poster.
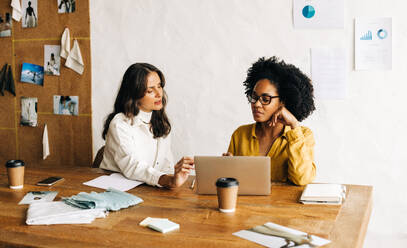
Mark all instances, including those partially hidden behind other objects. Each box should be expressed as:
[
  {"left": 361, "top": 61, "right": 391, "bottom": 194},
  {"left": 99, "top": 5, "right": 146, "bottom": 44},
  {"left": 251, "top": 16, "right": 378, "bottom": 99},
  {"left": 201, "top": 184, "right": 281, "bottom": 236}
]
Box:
[
  {"left": 355, "top": 18, "right": 392, "bottom": 70},
  {"left": 293, "top": 0, "right": 344, "bottom": 29}
]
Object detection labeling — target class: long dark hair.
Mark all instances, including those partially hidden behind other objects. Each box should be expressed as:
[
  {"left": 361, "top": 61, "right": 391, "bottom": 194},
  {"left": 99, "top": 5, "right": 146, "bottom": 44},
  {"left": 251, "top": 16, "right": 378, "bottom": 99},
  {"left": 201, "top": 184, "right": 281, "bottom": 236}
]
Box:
[{"left": 102, "top": 63, "right": 171, "bottom": 139}]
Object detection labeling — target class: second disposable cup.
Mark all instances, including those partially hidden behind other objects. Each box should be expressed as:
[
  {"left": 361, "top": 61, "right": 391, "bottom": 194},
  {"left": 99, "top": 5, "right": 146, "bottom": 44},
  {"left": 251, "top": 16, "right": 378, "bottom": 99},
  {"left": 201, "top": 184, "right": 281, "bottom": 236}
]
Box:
[
  {"left": 5, "top": 160, "right": 25, "bottom": 189},
  {"left": 216, "top": 177, "right": 239, "bottom": 213}
]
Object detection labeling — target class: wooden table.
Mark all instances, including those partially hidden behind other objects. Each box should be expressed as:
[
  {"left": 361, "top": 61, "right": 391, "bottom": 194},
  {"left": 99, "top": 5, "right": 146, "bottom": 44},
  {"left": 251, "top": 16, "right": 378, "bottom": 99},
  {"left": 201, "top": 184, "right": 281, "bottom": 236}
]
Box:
[{"left": 0, "top": 166, "right": 372, "bottom": 248}]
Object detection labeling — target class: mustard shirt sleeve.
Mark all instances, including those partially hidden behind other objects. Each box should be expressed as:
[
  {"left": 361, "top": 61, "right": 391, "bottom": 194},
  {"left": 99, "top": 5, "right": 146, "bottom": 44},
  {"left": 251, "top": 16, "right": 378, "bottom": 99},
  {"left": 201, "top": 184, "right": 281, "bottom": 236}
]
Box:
[
  {"left": 227, "top": 130, "right": 236, "bottom": 155},
  {"left": 285, "top": 126, "right": 316, "bottom": 185}
]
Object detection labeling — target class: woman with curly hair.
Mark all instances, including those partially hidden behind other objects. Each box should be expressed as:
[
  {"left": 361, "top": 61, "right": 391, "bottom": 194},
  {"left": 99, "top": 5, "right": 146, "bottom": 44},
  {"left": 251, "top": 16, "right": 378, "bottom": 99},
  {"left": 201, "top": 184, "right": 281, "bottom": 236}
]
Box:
[{"left": 224, "top": 56, "right": 316, "bottom": 185}]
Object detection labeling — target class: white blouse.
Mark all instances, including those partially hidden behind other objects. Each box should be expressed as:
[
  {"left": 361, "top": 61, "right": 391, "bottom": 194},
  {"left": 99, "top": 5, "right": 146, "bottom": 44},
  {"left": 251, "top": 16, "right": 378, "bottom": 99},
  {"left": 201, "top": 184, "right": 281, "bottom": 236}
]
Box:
[{"left": 100, "top": 111, "right": 174, "bottom": 186}]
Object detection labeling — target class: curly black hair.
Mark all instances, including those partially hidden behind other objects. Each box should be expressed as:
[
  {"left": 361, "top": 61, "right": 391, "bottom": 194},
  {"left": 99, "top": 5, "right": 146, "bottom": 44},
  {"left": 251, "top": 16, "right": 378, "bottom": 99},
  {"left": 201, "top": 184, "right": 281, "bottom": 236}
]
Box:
[{"left": 243, "top": 56, "right": 315, "bottom": 121}]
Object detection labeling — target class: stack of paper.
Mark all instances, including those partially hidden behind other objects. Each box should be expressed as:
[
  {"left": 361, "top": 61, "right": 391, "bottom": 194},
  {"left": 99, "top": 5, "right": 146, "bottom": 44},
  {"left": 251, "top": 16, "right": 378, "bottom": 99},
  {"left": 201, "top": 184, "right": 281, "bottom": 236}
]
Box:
[
  {"left": 26, "top": 201, "right": 107, "bottom": 225},
  {"left": 26, "top": 188, "right": 143, "bottom": 225},
  {"left": 300, "top": 183, "right": 346, "bottom": 205}
]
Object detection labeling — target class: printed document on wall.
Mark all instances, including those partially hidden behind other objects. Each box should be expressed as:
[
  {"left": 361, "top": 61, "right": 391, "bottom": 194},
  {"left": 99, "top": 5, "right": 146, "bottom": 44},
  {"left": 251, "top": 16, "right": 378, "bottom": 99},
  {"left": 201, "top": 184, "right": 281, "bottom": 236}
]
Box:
[
  {"left": 293, "top": 0, "right": 344, "bottom": 28},
  {"left": 355, "top": 18, "right": 392, "bottom": 70},
  {"left": 311, "top": 48, "right": 347, "bottom": 100}
]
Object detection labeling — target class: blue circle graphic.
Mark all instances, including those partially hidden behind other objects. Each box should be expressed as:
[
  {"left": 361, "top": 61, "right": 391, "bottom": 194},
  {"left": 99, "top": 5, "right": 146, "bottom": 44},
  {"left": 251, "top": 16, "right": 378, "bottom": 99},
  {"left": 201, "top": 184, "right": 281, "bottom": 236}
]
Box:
[
  {"left": 377, "top": 29, "right": 388, "bottom": 39},
  {"left": 302, "top": 5, "right": 315, "bottom": 19}
]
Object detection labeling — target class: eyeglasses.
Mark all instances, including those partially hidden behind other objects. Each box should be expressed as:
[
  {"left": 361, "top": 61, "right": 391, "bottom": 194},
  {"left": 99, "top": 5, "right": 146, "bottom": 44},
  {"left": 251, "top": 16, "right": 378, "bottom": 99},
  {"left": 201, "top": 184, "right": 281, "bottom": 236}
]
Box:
[{"left": 247, "top": 93, "right": 279, "bottom": 105}]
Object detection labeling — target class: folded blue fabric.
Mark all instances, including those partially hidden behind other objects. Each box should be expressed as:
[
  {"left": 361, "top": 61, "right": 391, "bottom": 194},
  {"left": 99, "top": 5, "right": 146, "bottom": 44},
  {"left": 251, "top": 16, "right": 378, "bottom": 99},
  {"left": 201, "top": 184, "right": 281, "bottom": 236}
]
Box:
[{"left": 63, "top": 188, "right": 143, "bottom": 211}]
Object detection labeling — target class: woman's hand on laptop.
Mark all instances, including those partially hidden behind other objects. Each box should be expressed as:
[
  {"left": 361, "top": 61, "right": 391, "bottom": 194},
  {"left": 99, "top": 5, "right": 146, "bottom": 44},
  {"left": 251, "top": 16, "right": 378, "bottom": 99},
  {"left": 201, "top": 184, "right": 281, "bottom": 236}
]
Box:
[{"left": 222, "top": 152, "right": 233, "bottom": 156}]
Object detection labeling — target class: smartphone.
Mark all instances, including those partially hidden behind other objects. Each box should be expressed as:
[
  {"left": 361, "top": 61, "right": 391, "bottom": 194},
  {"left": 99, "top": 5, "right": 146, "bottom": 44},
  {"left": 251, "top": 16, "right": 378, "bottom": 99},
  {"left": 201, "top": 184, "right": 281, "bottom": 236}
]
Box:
[{"left": 36, "top": 176, "right": 64, "bottom": 186}]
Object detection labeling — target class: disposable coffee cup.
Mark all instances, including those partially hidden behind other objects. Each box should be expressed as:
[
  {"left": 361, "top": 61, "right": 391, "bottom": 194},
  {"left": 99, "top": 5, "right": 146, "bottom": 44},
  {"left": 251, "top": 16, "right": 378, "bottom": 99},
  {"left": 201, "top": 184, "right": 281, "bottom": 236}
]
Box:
[
  {"left": 5, "top": 160, "right": 25, "bottom": 189},
  {"left": 216, "top": 177, "right": 239, "bottom": 213}
]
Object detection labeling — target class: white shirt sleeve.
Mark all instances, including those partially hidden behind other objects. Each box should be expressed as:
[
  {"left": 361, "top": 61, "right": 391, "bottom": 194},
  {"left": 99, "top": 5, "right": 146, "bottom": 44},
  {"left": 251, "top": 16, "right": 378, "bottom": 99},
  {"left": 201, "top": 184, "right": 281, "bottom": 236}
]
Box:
[
  {"left": 162, "top": 147, "right": 175, "bottom": 175},
  {"left": 108, "top": 120, "right": 166, "bottom": 186}
]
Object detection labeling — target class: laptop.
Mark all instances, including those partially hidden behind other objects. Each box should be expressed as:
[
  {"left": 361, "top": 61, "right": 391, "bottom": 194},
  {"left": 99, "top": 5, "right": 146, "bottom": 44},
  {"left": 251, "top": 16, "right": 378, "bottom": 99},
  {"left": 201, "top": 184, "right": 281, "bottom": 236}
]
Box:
[{"left": 194, "top": 156, "right": 271, "bottom": 195}]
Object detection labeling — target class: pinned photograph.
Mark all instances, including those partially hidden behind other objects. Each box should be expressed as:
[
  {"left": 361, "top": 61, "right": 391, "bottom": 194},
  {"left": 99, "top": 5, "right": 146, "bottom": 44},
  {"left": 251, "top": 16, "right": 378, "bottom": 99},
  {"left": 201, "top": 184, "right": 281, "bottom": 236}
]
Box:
[
  {"left": 44, "top": 45, "right": 61, "bottom": 76},
  {"left": 21, "top": 62, "right": 44, "bottom": 86},
  {"left": 22, "top": 0, "right": 38, "bottom": 28},
  {"left": 0, "top": 13, "right": 12, "bottom": 37},
  {"left": 53, "top": 95, "right": 78, "bottom": 116},
  {"left": 57, "top": 0, "right": 76, "bottom": 13},
  {"left": 21, "top": 97, "right": 38, "bottom": 127}
]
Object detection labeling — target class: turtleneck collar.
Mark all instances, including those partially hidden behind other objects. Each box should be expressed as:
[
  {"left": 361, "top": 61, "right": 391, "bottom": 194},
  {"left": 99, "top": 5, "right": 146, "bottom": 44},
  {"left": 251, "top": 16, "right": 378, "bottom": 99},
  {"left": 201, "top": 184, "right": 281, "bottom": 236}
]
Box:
[{"left": 137, "top": 109, "right": 152, "bottom": 124}]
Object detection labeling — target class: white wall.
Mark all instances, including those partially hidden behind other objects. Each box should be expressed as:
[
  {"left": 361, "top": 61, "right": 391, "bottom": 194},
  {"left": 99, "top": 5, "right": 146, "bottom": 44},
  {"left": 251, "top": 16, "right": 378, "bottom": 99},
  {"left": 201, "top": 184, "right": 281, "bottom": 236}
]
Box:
[{"left": 90, "top": 1, "right": 407, "bottom": 246}]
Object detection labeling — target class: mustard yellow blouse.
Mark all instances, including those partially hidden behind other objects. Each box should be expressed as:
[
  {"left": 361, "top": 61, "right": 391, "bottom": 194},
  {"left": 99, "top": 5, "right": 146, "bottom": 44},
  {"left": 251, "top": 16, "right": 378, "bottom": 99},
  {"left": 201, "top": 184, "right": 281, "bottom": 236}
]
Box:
[{"left": 227, "top": 123, "right": 316, "bottom": 185}]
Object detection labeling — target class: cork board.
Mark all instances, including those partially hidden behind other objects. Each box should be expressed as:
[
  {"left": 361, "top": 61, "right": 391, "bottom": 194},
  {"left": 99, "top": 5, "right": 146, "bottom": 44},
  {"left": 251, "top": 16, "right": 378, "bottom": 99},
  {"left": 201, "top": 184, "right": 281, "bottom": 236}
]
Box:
[{"left": 0, "top": 0, "right": 92, "bottom": 167}]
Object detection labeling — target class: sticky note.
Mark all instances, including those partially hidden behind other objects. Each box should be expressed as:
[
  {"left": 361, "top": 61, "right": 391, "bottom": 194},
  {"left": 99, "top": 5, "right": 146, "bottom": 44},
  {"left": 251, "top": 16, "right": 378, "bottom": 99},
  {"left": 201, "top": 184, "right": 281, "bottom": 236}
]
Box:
[{"left": 147, "top": 219, "right": 179, "bottom": 233}]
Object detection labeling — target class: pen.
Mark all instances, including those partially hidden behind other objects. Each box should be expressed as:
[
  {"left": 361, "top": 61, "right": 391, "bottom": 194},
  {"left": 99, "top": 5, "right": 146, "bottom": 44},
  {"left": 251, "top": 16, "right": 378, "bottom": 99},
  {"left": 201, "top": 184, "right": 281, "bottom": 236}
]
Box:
[{"left": 190, "top": 179, "right": 195, "bottom": 189}]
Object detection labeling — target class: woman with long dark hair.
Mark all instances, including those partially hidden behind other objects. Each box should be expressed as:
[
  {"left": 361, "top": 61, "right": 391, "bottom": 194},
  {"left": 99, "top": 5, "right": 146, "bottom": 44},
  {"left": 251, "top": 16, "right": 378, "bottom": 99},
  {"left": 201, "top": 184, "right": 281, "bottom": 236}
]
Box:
[{"left": 100, "top": 63, "right": 193, "bottom": 188}]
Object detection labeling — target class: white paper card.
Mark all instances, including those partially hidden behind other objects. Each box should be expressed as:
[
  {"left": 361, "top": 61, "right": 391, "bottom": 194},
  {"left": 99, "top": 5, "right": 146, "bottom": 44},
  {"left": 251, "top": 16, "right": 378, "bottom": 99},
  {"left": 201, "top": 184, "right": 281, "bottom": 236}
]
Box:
[
  {"left": 139, "top": 217, "right": 168, "bottom": 227},
  {"left": 19, "top": 191, "right": 58, "bottom": 205},
  {"left": 355, "top": 18, "right": 392, "bottom": 70},
  {"left": 83, "top": 173, "right": 144, "bottom": 191},
  {"left": 293, "top": 0, "right": 344, "bottom": 29},
  {"left": 311, "top": 47, "right": 347, "bottom": 99},
  {"left": 147, "top": 219, "right": 180, "bottom": 233}
]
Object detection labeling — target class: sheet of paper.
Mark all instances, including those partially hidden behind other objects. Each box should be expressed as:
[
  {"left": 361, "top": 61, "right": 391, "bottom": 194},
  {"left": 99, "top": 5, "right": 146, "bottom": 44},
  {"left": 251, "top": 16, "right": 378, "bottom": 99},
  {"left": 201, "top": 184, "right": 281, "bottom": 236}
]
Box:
[
  {"left": 234, "top": 230, "right": 295, "bottom": 247},
  {"left": 19, "top": 191, "right": 58, "bottom": 205},
  {"left": 355, "top": 18, "right": 392, "bottom": 70},
  {"left": 233, "top": 222, "right": 331, "bottom": 247},
  {"left": 293, "top": 0, "right": 344, "bottom": 29},
  {"left": 311, "top": 47, "right": 347, "bottom": 99},
  {"left": 83, "top": 173, "right": 144, "bottom": 191}
]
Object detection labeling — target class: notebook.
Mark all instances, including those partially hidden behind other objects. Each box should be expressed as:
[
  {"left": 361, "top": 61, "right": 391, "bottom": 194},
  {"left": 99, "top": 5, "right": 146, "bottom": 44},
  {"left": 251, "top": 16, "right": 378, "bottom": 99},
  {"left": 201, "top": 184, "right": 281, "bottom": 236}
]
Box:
[{"left": 300, "top": 183, "right": 346, "bottom": 205}]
